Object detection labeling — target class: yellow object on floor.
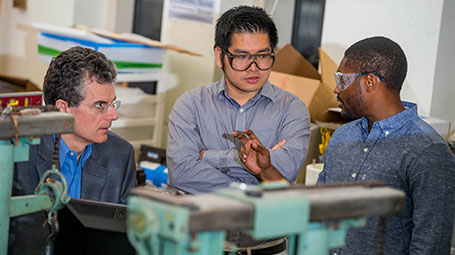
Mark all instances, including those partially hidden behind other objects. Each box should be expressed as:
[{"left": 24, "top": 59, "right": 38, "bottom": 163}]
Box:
[{"left": 319, "top": 127, "right": 334, "bottom": 156}]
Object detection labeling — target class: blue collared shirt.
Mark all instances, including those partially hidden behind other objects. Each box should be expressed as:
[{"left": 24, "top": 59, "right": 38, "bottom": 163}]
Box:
[
  {"left": 167, "top": 77, "right": 311, "bottom": 194},
  {"left": 59, "top": 139, "right": 92, "bottom": 198},
  {"left": 318, "top": 102, "right": 455, "bottom": 255}
]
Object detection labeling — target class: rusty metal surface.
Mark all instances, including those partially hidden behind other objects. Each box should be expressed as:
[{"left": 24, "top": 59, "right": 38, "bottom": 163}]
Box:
[
  {"left": 0, "top": 111, "right": 74, "bottom": 139},
  {"left": 131, "top": 182, "right": 405, "bottom": 232},
  {"left": 131, "top": 187, "right": 253, "bottom": 232}
]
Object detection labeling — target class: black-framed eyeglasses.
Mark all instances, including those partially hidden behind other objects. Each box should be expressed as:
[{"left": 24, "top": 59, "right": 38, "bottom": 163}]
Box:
[{"left": 223, "top": 50, "right": 275, "bottom": 71}]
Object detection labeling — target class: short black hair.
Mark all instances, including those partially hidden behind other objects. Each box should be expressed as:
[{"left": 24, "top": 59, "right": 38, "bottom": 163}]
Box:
[
  {"left": 214, "top": 5, "right": 278, "bottom": 51},
  {"left": 43, "top": 46, "right": 117, "bottom": 107},
  {"left": 344, "top": 36, "right": 407, "bottom": 92}
]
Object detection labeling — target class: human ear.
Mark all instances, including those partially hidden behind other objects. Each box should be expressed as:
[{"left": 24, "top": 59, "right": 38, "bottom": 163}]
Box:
[
  {"left": 55, "top": 99, "right": 69, "bottom": 113},
  {"left": 214, "top": 47, "right": 224, "bottom": 69},
  {"left": 364, "top": 74, "right": 378, "bottom": 92}
]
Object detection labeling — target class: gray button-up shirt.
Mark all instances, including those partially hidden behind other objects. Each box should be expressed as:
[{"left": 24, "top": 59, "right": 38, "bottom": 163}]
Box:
[
  {"left": 318, "top": 102, "right": 455, "bottom": 255},
  {"left": 167, "top": 77, "right": 311, "bottom": 194}
]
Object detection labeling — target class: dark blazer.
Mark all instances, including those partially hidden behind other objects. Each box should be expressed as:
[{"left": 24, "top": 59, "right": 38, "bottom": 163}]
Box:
[{"left": 8, "top": 132, "right": 137, "bottom": 255}]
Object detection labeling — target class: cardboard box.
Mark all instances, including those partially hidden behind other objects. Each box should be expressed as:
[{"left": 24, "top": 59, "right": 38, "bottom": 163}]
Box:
[
  {"left": 0, "top": 73, "right": 41, "bottom": 93},
  {"left": 269, "top": 44, "right": 343, "bottom": 123}
]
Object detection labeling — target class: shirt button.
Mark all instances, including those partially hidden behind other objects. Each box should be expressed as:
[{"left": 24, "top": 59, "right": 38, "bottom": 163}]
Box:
[
  {"left": 70, "top": 152, "right": 75, "bottom": 156},
  {"left": 385, "top": 130, "right": 390, "bottom": 136},
  {"left": 239, "top": 108, "right": 244, "bottom": 113},
  {"left": 352, "top": 173, "right": 356, "bottom": 178},
  {"left": 363, "top": 147, "right": 368, "bottom": 152}
]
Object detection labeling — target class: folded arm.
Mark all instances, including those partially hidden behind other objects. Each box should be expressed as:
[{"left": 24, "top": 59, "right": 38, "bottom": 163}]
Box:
[
  {"left": 267, "top": 100, "right": 311, "bottom": 182},
  {"left": 167, "top": 97, "right": 238, "bottom": 194},
  {"left": 232, "top": 100, "right": 311, "bottom": 182}
]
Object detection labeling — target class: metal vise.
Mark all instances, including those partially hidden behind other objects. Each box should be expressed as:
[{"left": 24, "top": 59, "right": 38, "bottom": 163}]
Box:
[
  {"left": 127, "top": 182, "right": 405, "bottom": 255},
  {"left": 0, "top": 109, "right": 74, "bottom": 254}
]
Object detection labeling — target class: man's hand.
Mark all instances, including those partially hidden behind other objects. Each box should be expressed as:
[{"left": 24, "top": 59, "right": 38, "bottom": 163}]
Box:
[
  {"left": 271, "top": 139, "right": 286, "bottom": 151},
  {"left": 232, "top": 129, "right": 286, "bottom": 181}
]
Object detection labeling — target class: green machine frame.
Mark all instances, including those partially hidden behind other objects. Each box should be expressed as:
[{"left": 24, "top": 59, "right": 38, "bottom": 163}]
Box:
[
  {"left": 127, "top": 182, "right": 405, "bottom": 255},
  {"left": 0, "top": 111, "right": 74, "bottom": 254}
]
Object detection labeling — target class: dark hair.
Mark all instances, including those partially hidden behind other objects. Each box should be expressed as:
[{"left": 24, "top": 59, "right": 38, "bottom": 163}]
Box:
[
  {"left": 43, "top": 46, "right": 117, "bottom": 107},
  {"left": 344, "top": 36, "right": 407, "bottom": 92},
  {"left": 214, "top": 5, "right": 278, "bottom": 51}
]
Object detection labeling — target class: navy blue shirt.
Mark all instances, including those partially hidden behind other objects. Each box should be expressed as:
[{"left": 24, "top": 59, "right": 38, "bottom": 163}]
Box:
[
  {"left": 318, "top": 102, "right": 455, "bottom": 255},
  {"left": 167, "top": 77, "right": 311, "bottom": 194}
]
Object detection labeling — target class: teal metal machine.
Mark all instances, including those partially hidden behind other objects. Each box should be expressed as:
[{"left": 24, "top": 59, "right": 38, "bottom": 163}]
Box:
[
  {"left": 127, "top": 182, "right": 405, "bottom": 255},
  {"left": 0, "top": 109, "right": 74, "bottom": 254}
]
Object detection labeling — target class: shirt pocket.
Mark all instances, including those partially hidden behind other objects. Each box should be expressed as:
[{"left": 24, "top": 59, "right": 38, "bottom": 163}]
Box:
[{"left": 368, "top": 166, "right": 401, "bottom": 189}]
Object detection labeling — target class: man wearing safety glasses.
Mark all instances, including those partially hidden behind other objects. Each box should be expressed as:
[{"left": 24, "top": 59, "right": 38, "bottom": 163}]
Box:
[
  {"left": 9, "top": 47, "right": 137, "bottom": 255},
  {"left": 317, "top": 37, "right": 455, "bottom": 255},
  {"left": 167, "top": 5, "right": 310, "bottom": 254}
]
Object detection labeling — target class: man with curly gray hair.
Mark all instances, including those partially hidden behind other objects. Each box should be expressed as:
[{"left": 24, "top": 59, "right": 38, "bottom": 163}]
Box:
[{"left": 9, "top": 46, "right": 137, "bottom": 255}]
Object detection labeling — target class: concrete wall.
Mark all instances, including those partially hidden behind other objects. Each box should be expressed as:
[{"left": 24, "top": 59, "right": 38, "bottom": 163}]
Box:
[
  {"left": 159, "top": 0, "right": 221, "bottom": 148},
  {"left": 430, "top": 0, "right": 455, "bottom": 129},
  {"left": 113, "top": 0, "right": 135, "bottom": 33},
  {"left": 73, "top": 0, "right": 109, "bottom": 30},
  {"left": 0, "top": 0, "right": 76, "bottom": 86},
  {"left": 218, "top": 0, "right": 294, "bottom": 49}
]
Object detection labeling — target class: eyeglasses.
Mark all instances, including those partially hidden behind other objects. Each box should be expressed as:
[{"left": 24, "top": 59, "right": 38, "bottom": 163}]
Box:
[
  {"left": 223, "top": 50, "right": 275, "bottom": 71},
  {"left": 334, "top": 72, "right": 385, "bottom": 91},
  {"left": 81, "top": 100, "right": 121, "bottom": 114}
]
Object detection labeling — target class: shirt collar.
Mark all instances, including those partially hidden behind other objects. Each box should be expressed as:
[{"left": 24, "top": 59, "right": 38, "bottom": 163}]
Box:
[
  {"left": 359, "top": 101, "right": 418, "bottom": 133},
  {"left": 79, "top": 143, "right": 92, "bottom": 166},
  {"left": 59, "top": 137, "right": 71, "bottom": 163},
  {"left": 216, "top": 75, "right": 275, "bottom": 103},
  {"left": 59, "top": 137, "right": 93, "bottom": 163}
]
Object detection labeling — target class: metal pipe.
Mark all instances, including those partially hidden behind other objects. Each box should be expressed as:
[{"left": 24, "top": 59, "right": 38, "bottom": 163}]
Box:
[{"left": 9, "top": 195, "right": 53, "bottom": 218}]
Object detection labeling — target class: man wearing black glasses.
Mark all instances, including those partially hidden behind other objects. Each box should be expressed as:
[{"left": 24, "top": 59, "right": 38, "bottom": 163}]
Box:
[
  {"left": 317, "top": 36, "right": 455, "bottom": 255},
  {"left": 9, "top": 46, "right": 137, "bottom": 255},
  {"left": 167, "top": 5, "right": 310, "bottom": 254}
]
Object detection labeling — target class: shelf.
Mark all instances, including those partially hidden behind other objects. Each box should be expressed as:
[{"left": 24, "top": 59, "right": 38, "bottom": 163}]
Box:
[
  {"left": 116, "top": 72, "right": 179, "bottom": 93},
  {"left": 117, "top": 72, "right": 164, "bottom": 82},
  {"left": 117, "top": 93, "right": 163, "bottom": 105},
  {"left": 110, "top": 71, "right": 173, "bottom": 149},
  {"left": 111, "top": 118, "right": 159, "bottom": 128}
]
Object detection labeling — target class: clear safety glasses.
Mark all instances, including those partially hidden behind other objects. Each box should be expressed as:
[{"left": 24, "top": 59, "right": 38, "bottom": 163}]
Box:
[
  {"left": 334, "top": 72, "right": 384, "bottom": 91},
  {"left": 81, "top": 100, "right": 121, "bottom": 114}
]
